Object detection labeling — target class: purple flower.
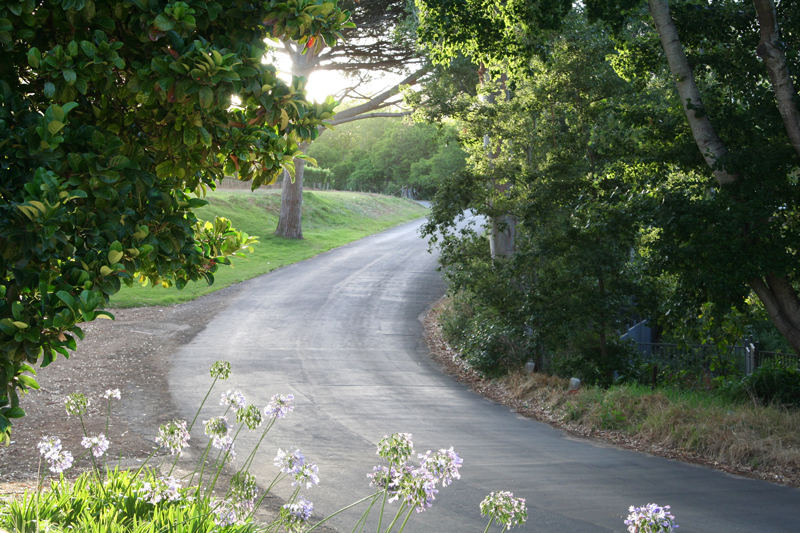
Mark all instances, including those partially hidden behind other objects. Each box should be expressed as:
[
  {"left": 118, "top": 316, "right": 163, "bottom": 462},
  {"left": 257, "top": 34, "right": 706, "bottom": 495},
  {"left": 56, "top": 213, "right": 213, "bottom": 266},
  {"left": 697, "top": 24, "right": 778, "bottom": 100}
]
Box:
[
  {"left": 419, "top": 446, "right": 463, "bottom": 487},
  {"left": 139, "top": 476, "right": 183, "bottom": 504},
  {"left": 220, "top": 389, "right": 246, "bottom": 412},
  {"left": 38, "top": 436, "right": 73, "bottom": 474},
  {"left": 480, "top": 491, "right": 527, "bottom": 529},
  {"left": 281, "top": 498, "right": 313, "bottom": 532},
  {"left": 274, "top": 448, "right": 305, "bottom": 474},
  {"left": 156, "top": 420, "right": 190, "bottom": 456},
  {"left": 292, "top": 462, "right": 320, "bottom": 489},
  {"left": 212, "top": 499, "right": 240, "bottom": 526},
  {"left": 394, "top": 466, "right": 439, "bottom": 512},
  {"left": 265, "top": 393, "right": 294, "bottom": 419},
  {"left": 625, "top": 503, "right": 679, "bottom": 532},
  {"left": 231, "top": 472, "right": 258, "bottom": 511},
  {"left": 81, "top": 433, "right": 110, "bottom": 458}
]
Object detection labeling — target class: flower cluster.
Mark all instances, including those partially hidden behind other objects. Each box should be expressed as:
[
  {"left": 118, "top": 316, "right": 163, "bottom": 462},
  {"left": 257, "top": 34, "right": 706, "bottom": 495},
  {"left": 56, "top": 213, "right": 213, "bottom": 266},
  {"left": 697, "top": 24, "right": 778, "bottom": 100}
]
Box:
[
  {"left": 210, "top": 360, "right": 232, "bottom": 380},
  {"left": 280, "top": 498, "right": 314, "bottom": 532},
  {"left": 37, "top": 436, "right": 73, "bottom": 474},
  {"left": 480, "top": 491, "right": 527, "bottom": 529},
  {"left": 64, "top": 393, "right": 89, "bottom": 417},
  {"left": 369, "top": 434, "right": 462, "bottom": 513},
  {"left": 265, "top": 393, "right": 294, "bottom": 419},
  {"left": 220, "top": 389, "right": 246, "bottom": 412},
  {"left": 103, "top": 389, "right": 121, "bottom": 400},
  {"left": 377, "top": 432, "right": 414, "bottom": 466},
  {"left": 230, "top": 471, "right": 259, "bottom": 514},
  {"left": 139, "top": 476, "right": 183, "bottom": 504},
  {"left": 156, "top": 419, "right": 191, "bottom": 456},
  {"left": 204, "top": 416, "right": 234, "bottom": 457},
  {"left": 237, "top": 404, "right": 263, "bottom": 430},
  {"left": 274, "top": 448, "right": 320, "bottom": 488},
  {"left": 81, "top": 434, "right": 110, "bottom": 458},
  {"left": 419, "top": 446, "right": 463, "bottom": 487},
  {"left": 625, "top": 503, "right": 679, "bottom": 532},
  {"left": 212, "top": 499, "right": 241, "bottom": 527}
]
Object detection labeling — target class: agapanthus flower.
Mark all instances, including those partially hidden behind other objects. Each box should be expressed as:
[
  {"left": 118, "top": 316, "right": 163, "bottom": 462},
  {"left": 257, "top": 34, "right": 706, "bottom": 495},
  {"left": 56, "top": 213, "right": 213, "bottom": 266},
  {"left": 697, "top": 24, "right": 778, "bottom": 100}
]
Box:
[
  {"left": 81, "top": 433, "right": 110, "bottom": 458},
  {"left": 265, "top": 393, "right": 294, "bottom": 419},
  {"left": 292, "top": 462, "right": 320, "bottom": 489},
  {"left": 220, "top": 389, "right": 246, "bottom": 412},
  {"left": 215, "top": 434, "right": 235, "bottom": 458},
  {"left": 236, "top": 404, "right": 263, "bottom": 430},
  {"left": 139, "top": 476, "right": 183, "bottom": 504},
  {"left": 38, "top": 436, "right": 73, "bottom": 474},
  {"left": 377, "top": 432, "right": 414, "bottom": 466},
  {"left": 156, "top": 419, "right": 191, "bottom": 456},
  {"left": 480, "top": 491, "right": 527, "bottom": 529},
  {"left": 212, "top": 499, "right": 240, "bottom": 527},
  {"left": 210, "top": 360, "right": 232, "bottom": 380},
  {"left": 64, "top": 393, "right": 89, "bottom": 417},
  {"left": 625, "top": 503, "right": 679, "bottom": 533},
  {"left": 231, "top": 471, "right": 258, "bottom": 507},
  {"left": 274, "top": 448, "right": 305, "bottom": 474},
  {"left": 393, "top": 466, "right": 438, "bottom": 512},
  {"left": 203, "top": 416, "right": 229, "bottom": 439},
  {"left": 419, "top": 446, "right": 463, "bottom": 487},
  {"left": 281, "top": 499, "right": 314, "bottom": 532},
  {"left": 103, "top": 388, "right": 121, "bottom": 400}
]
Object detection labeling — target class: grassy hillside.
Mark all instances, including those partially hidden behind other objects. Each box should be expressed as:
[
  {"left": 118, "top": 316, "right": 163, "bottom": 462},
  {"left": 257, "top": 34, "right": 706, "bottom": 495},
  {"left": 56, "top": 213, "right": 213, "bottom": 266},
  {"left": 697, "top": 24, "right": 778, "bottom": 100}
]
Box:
[{"left": 111, "top": 189, "right": 427, "bottom": 307}]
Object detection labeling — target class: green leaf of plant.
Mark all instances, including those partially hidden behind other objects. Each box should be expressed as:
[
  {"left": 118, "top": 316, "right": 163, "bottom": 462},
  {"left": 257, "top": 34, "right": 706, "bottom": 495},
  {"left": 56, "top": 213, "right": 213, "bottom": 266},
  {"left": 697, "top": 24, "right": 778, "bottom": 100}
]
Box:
[
  {"left": 63, "top": 69, "right": 77, "bottom": 84},
  {"left": 108, "top": 249, "right": 123, "bottom": 264},
  {"left": 48, "top": 120, "right": 65, "bottom": 135},
  {"left": 198, "top": 86, "right": 213, "bottom": 109}
]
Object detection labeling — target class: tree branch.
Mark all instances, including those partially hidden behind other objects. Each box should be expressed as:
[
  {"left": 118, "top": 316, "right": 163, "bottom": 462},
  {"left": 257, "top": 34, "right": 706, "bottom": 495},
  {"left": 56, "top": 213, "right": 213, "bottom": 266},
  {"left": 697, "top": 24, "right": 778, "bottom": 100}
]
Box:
[
  {"left": 648, "top": 0, "right": 736, "bottom": 185},
  {"left": 753, "top": 0, "right": 800, "bottom": 159},
  {"left": 331, "top": 65, "right": 431, "bottom": 123},
  {"left": 329, "top": 111, "right": 412, "bottom": 126}
]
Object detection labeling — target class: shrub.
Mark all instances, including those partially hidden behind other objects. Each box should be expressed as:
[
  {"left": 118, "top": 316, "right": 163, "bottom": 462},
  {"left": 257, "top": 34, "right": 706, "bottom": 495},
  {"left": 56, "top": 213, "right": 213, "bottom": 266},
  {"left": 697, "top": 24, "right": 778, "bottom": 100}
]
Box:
[{"left": 741, "top": 362, "right": 800, "bottom": 407}]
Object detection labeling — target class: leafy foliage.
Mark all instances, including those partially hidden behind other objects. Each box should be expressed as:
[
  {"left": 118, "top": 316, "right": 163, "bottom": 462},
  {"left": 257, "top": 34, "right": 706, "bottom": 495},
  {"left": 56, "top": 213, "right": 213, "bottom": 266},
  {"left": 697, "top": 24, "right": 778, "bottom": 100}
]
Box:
[
  {"left": 305, "top": 118, "right": 465, "bottom": 197},
  {"left": 0, "top": 0, "right": 350, "bottom": 440}
]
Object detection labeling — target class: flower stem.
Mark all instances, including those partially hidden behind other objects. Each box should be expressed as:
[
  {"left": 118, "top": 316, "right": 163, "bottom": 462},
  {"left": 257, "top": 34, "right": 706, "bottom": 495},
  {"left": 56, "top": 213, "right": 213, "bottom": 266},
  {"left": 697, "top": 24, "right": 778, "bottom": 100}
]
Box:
[
  {"left": 350, "top": 492, "right": 381, "bottom": 533},
  {"left": 306, "top": 491, "right": 382, "bottom": 533},
  {"left": 482, "top": 517, "right": 495, "bottom": 533},
  {"left": 396, "top": 506, "right": 415, "bottom": 533},
  {"left": 376, "top": 490, "right": 388, "bottom": 533},
  {"left": 383, "top": 502, "right": 407, "bottom": 533}
]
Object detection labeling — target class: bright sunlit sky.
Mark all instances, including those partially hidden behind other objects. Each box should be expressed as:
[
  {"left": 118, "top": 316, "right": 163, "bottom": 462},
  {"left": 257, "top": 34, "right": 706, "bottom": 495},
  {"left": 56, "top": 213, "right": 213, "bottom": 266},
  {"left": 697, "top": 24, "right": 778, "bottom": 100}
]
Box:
[{"left": 265, "top": 42, "right": 405, "bottom": 104}]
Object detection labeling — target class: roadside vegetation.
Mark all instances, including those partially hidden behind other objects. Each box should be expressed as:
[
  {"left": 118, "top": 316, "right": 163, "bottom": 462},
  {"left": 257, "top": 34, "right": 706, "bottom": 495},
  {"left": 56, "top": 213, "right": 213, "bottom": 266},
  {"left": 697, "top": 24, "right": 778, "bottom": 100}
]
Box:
[
  {"left": 432, "top": 297, "right": 800, "bottom": 486},
  {"left": 111, "top": 190, "right": 427, "bottom": 307}
]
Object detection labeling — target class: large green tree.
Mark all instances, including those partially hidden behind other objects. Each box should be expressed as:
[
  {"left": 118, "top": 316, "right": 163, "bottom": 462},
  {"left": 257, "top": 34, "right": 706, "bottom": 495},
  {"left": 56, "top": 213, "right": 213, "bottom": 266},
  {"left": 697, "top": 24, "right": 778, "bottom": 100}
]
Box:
[
  {"left": 416, "top": 0, "right": 800, "bottom": 356},
  {"left": 0, "top": 0, "right": 350, "bottom": 441}
]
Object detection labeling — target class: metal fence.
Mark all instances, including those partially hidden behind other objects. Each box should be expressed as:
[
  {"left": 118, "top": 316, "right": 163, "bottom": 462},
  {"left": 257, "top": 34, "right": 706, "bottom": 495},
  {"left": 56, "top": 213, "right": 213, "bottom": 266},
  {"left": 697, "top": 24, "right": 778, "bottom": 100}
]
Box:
[{"left": 632, "top": 342, "right": 799, "bottom": 376}]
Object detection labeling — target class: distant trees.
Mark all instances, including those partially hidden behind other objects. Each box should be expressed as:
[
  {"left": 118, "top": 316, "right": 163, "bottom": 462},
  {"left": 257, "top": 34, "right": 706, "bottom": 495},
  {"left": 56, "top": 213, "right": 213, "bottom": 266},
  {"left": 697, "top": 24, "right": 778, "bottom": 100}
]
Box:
[{"left": 305, "top": 118, "right": 464, "bottom": 198}]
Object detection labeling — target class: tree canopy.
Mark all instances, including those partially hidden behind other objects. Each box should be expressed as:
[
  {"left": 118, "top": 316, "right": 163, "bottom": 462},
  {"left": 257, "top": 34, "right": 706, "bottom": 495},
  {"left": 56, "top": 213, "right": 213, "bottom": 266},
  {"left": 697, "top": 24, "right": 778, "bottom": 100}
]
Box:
[
  {"left": 0, "top": 0, "right": 350, "bottom": 441},
  {"left": 415, "top": 0, "right": 800, "bottom": 379}
]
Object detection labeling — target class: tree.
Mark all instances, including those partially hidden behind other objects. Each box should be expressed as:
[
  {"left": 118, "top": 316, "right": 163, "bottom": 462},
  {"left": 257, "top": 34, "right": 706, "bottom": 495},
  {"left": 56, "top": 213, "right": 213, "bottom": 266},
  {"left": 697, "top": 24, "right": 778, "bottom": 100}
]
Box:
[
  {"left": 417, "top": 0, "right": 800, "bottom": 355},
  {"left": 273, "top": 0, "right": 428, "bottom": 238},
  {"left": 0, "top": 0, "right": 350, "bottom": 441}
]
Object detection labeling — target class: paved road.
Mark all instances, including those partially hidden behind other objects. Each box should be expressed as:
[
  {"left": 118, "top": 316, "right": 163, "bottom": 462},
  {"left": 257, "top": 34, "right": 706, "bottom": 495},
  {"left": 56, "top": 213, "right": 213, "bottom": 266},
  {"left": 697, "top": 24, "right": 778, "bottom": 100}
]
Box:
[{"left": 169, "top": 218, "right": 800, "bottom": 532}]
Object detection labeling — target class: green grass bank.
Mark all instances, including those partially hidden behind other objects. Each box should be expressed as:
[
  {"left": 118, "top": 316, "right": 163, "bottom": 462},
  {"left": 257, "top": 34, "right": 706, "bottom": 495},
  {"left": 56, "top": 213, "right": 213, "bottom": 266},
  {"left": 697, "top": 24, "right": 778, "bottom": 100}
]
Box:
[{"left": 111, "top": 190, "right": 427, "bottom": 307}]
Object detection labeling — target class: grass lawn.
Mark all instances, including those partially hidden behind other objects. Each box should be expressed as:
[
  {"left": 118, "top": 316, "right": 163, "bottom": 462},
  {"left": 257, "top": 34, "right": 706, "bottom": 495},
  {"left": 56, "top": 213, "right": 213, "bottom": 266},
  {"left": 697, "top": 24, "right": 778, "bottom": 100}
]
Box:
[{"left": 111, "top": 189, "right": 428, "bottom": 307}]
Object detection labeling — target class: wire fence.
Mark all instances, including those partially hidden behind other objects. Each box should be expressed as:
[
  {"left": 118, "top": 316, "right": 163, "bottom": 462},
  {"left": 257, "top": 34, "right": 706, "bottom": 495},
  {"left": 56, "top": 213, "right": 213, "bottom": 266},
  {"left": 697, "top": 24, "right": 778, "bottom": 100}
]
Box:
[{"left": 632, "top": 342, "right": 799, "bottom": 376}]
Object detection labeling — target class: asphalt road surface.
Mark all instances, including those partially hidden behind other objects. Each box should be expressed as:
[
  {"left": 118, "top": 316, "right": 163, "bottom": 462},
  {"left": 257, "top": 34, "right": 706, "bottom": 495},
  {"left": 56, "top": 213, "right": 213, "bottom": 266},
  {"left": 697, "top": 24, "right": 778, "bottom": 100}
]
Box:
[{"left": 169, "top": 217, "right": 800, "bottom": 532}]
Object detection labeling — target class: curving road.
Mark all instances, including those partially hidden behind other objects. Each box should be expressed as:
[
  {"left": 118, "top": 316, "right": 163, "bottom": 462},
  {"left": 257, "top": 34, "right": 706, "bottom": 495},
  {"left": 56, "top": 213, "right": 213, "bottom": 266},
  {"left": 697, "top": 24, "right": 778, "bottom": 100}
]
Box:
[{"left": 169, "top": 218, "right": 800, "bottom": 532}]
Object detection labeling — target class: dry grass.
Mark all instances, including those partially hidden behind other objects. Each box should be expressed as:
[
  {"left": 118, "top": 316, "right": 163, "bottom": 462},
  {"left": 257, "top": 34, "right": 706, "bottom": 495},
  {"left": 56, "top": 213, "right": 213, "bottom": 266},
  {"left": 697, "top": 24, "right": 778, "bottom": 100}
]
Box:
[{"left": 497, "top": 371, "right": 800, "bottom": 485}]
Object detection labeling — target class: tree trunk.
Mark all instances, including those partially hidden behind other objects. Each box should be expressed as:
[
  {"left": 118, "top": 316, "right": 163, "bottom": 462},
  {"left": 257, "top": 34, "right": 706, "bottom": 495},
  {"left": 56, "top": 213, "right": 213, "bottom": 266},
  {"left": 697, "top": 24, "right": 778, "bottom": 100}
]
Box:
[
  {"left": 274, "top": 156, "right": 306, "bottom": 239},
  {"left": 489, "top": 214, "right": 516, "bottom": 258},
  {"left": 753, "top": 0, "right": 800, "bottom": 159},
  {"left": 648, "top": 0, "right": 736, "bottom": 185},
  {"left": 274, "top": 44, "right": 316, "bottom": 239},
  {"left": 750, "top": 276, "right": 800, "bottom": 353},
  {"left": 649, "top": 0, "right": 800, "bottom": 354}
]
